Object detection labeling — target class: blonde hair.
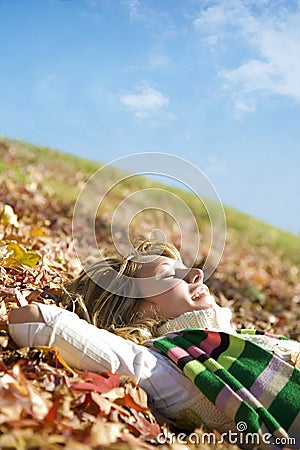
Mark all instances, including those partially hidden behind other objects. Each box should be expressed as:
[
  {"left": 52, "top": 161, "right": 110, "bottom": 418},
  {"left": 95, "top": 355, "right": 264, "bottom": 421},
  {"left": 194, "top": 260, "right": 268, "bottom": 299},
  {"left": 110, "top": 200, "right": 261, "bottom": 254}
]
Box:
[{"left": 60, "top": 239, "right": 182, "bottom": 344}]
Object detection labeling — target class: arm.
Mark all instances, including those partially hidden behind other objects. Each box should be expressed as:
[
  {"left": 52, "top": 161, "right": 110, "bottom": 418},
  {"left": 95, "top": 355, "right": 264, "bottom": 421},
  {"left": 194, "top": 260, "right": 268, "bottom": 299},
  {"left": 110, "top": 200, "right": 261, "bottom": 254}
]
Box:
[
  {"left": 8, "top": 303, "right": 155, "bottom": 382},
  {"left": 8, "top": 303, "right": 201, "bottom": 415}
]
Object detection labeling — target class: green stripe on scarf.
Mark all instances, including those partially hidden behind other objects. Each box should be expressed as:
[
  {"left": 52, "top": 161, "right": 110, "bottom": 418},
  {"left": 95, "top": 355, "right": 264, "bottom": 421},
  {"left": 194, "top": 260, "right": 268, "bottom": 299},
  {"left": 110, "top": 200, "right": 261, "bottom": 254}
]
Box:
[
  {"left": 269, "top": 368, "right": 300, "bottom": 431},
  {"left": 145, "top": 329, "right": 300, "bottom": 449},
  {"left": 228, "top": 336, "right": 273, "bottom": 389},
  {"left": 217, "top": 333, "right": 245, "bottom": 370}
]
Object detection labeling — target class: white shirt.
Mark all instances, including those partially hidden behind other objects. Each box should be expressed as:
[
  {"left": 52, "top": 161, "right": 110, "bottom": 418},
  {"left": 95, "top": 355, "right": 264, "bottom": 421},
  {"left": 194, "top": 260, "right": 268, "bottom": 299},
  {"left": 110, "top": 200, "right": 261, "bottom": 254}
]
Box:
[{"left": 9, "top": 303, "right": 226, "bottom": 426}]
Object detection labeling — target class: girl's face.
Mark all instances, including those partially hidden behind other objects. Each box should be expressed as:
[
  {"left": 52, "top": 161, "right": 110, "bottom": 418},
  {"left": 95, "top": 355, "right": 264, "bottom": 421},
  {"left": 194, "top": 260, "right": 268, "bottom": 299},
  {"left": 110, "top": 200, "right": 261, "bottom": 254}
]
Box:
[{"left": 136, "top": 256, "right": 216, "bottom": 319}]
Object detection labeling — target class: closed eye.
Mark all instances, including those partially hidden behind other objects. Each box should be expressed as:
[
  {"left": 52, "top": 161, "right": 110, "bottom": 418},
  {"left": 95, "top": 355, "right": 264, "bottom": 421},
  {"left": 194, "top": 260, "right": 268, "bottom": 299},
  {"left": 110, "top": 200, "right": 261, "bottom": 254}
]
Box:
[
  {"left": 162, "top": 269, "right": 188, "bottom": 279},
  {"left": 162, "top": 270, "right": 176, "bottom": 278},
  {"left": 155, "top": 261, "right": 188, "bottom": 280},
  {"left": 155, "top": 269, "right": 177, "bottom": 280}
]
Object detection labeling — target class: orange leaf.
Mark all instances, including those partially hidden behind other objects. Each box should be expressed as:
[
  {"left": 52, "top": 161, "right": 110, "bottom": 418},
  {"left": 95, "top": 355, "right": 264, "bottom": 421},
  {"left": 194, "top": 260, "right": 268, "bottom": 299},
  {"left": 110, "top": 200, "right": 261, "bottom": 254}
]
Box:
[
  {"left": 72, "top": 371, "right": 119, "bottom": 394},
  {"left": 44, "top": 397, "right": 61, "bottom": 422},
  {"left": 120, "top": 394, "right": 147, "bottom": 412}
]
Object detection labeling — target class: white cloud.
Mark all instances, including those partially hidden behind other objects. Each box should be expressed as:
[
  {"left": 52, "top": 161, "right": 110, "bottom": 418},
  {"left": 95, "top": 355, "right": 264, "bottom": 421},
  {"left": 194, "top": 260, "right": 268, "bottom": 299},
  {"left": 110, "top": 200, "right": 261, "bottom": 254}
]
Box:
[
  {"left": 120, "top": 87, "right": 170, "bottom": 120},
  {"left": 127, "top": 0, "right": 141, "bottom": 20},
  {"left": 125, "top": 1, "right": 177, "bottom": 39},
  {"left": 194, "top": 4, "right": 228, "bottom": 29},
  {"left": 135, "top": 110, "right": 150, "bottom": 120},
  {"left": 233, "top": 98, "right": 256, "bottom": 120},
  {"left": 221, "top": 59, "right": 275, "bottom": 93},
  {"left": 193, "top": 0, "right": 300, "bottom": 116}
]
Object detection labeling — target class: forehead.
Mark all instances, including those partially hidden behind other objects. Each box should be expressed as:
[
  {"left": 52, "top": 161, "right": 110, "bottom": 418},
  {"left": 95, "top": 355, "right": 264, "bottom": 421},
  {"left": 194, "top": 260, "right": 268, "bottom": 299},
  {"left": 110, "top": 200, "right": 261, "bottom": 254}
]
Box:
[{"left": 136, "top": 255, "right": 185, "bottom": 278}]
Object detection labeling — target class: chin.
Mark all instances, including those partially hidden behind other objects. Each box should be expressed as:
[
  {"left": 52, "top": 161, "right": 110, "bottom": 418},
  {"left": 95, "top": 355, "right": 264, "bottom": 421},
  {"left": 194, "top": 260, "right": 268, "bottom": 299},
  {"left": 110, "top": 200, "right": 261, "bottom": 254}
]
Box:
[{"left": 196, "top": 295, "right": 216, "bottom": 310}]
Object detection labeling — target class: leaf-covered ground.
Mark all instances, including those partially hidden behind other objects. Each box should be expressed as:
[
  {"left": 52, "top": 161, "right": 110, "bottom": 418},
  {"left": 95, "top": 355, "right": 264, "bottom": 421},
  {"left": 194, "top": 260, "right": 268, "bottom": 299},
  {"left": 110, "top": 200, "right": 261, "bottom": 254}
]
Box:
[{"left": 0, "top": 141, "right": 299, "bottom": 449}]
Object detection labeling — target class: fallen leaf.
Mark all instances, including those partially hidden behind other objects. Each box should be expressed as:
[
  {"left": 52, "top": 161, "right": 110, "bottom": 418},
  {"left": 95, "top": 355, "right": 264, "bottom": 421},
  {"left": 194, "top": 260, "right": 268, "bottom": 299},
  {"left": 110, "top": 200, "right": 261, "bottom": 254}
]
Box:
[
  {"left": 90, "top": 418, "right": 124, "bottom": 446},
  {"left": 0, "top": 204, "right": 19, "bottom": 227},
  {"left": 4, "top": 242, "right": 40, "bottom": 268},
  {"left": 71, "top": 371, "right": 120, "bottom": 394}
]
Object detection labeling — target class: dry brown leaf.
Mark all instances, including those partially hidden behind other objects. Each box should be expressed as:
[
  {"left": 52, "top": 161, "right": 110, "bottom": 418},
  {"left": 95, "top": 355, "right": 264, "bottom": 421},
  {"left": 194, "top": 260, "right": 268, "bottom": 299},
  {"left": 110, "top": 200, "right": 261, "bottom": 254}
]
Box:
[{"left": 90, "top": 418, "right": 124, "bottom": 446}]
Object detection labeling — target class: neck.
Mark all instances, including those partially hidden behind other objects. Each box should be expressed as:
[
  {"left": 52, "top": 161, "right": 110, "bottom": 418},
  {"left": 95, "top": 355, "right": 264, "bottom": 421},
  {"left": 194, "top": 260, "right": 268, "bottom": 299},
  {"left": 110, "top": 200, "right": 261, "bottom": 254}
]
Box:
[{"left": 157, "top": 306, "right": 234, "bottom": 335}]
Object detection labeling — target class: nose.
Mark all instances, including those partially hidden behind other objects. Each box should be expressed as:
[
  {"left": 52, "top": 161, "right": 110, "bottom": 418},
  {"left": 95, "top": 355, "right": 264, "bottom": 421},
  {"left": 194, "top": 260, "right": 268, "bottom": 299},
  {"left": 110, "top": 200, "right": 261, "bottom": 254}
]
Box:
[{"left": 185, "top": 267, "right": 203, "bottom": 284}]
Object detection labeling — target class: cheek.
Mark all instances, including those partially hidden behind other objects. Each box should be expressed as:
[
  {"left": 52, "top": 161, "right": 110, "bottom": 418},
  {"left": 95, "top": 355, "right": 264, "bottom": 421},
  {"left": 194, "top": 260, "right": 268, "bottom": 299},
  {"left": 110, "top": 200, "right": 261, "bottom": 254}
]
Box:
[
  {"left": 137, "top": 279, "right": 190, "bottom": 318},
  {"left": 138, "top": 299, "right": 157, "bottom": 318},
  {"left": 153, "top": 290, "right": 184, "bottom": 316},
  {"left": 139, "top": 293, "right": 171, "bottom": 318}
]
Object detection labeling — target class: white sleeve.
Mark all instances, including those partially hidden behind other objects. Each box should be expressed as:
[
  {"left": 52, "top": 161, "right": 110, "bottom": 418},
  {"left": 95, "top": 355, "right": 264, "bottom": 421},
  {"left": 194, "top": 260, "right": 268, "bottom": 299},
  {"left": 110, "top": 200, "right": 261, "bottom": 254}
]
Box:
[
  {"left": 8, "top": 303, "right": 157, "bottom": 383},
  {"left": 8, "top": 303, "right": 201, "bottom": 413}
]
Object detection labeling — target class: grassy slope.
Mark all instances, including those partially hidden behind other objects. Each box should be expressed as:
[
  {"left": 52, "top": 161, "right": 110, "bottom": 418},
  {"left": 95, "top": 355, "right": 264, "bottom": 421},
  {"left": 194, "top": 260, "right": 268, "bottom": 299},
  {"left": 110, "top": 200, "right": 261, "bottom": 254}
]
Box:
[{"left": 1, "top": 136, "right": 299, "bottom": 264}]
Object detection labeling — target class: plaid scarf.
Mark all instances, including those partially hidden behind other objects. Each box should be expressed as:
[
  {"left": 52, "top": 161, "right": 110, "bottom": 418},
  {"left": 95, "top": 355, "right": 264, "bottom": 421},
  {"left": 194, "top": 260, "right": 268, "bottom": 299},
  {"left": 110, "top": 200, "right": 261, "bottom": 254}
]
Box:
[{"left": 145, "top": 329, "right": 300, "bottom": 449}]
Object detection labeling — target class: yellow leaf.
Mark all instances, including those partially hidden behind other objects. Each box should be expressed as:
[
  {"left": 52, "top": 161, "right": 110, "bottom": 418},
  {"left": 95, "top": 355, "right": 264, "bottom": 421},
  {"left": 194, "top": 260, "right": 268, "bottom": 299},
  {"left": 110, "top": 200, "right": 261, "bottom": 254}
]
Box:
[
  {"left": 5, "top": 242, "right": 40, "bottom": 268},
  {"left": 0, "top": 204, "right": 19, "bottom": 227},
  {"left": 30, "top": 227, "right": 46, "bottom": 237}
]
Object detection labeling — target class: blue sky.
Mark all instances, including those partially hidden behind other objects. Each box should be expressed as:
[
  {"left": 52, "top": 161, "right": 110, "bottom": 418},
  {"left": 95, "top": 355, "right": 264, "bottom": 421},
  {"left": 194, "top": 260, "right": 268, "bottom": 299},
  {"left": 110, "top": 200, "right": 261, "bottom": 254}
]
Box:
[{"left": 1, "top": 0, "right": 300, "bottom": 235}]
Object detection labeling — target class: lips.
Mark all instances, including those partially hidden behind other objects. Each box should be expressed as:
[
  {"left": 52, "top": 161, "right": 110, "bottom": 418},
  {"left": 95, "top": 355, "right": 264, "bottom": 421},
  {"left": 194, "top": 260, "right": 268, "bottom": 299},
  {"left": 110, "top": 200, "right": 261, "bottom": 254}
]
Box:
[{"left": 191, "top": 284, "right": 210, "bottom": 300}]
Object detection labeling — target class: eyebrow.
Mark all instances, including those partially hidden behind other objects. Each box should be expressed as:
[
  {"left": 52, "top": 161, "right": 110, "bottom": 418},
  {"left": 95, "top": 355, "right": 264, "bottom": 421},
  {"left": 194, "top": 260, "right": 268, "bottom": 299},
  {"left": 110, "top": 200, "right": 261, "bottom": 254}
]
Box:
[
  {"left": 159, "top": 261, "right": 186, "bottom": 269},
  {"left": 161, "top": 259, "right": 187, "bottom": 269}
]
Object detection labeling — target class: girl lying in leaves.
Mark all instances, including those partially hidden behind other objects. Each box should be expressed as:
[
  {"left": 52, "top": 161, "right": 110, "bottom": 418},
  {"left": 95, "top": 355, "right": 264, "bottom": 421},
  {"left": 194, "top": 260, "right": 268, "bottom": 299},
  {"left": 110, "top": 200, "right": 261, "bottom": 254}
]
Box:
[{"left": 8, "top": 240, "right": 300, "bottom": 450}]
